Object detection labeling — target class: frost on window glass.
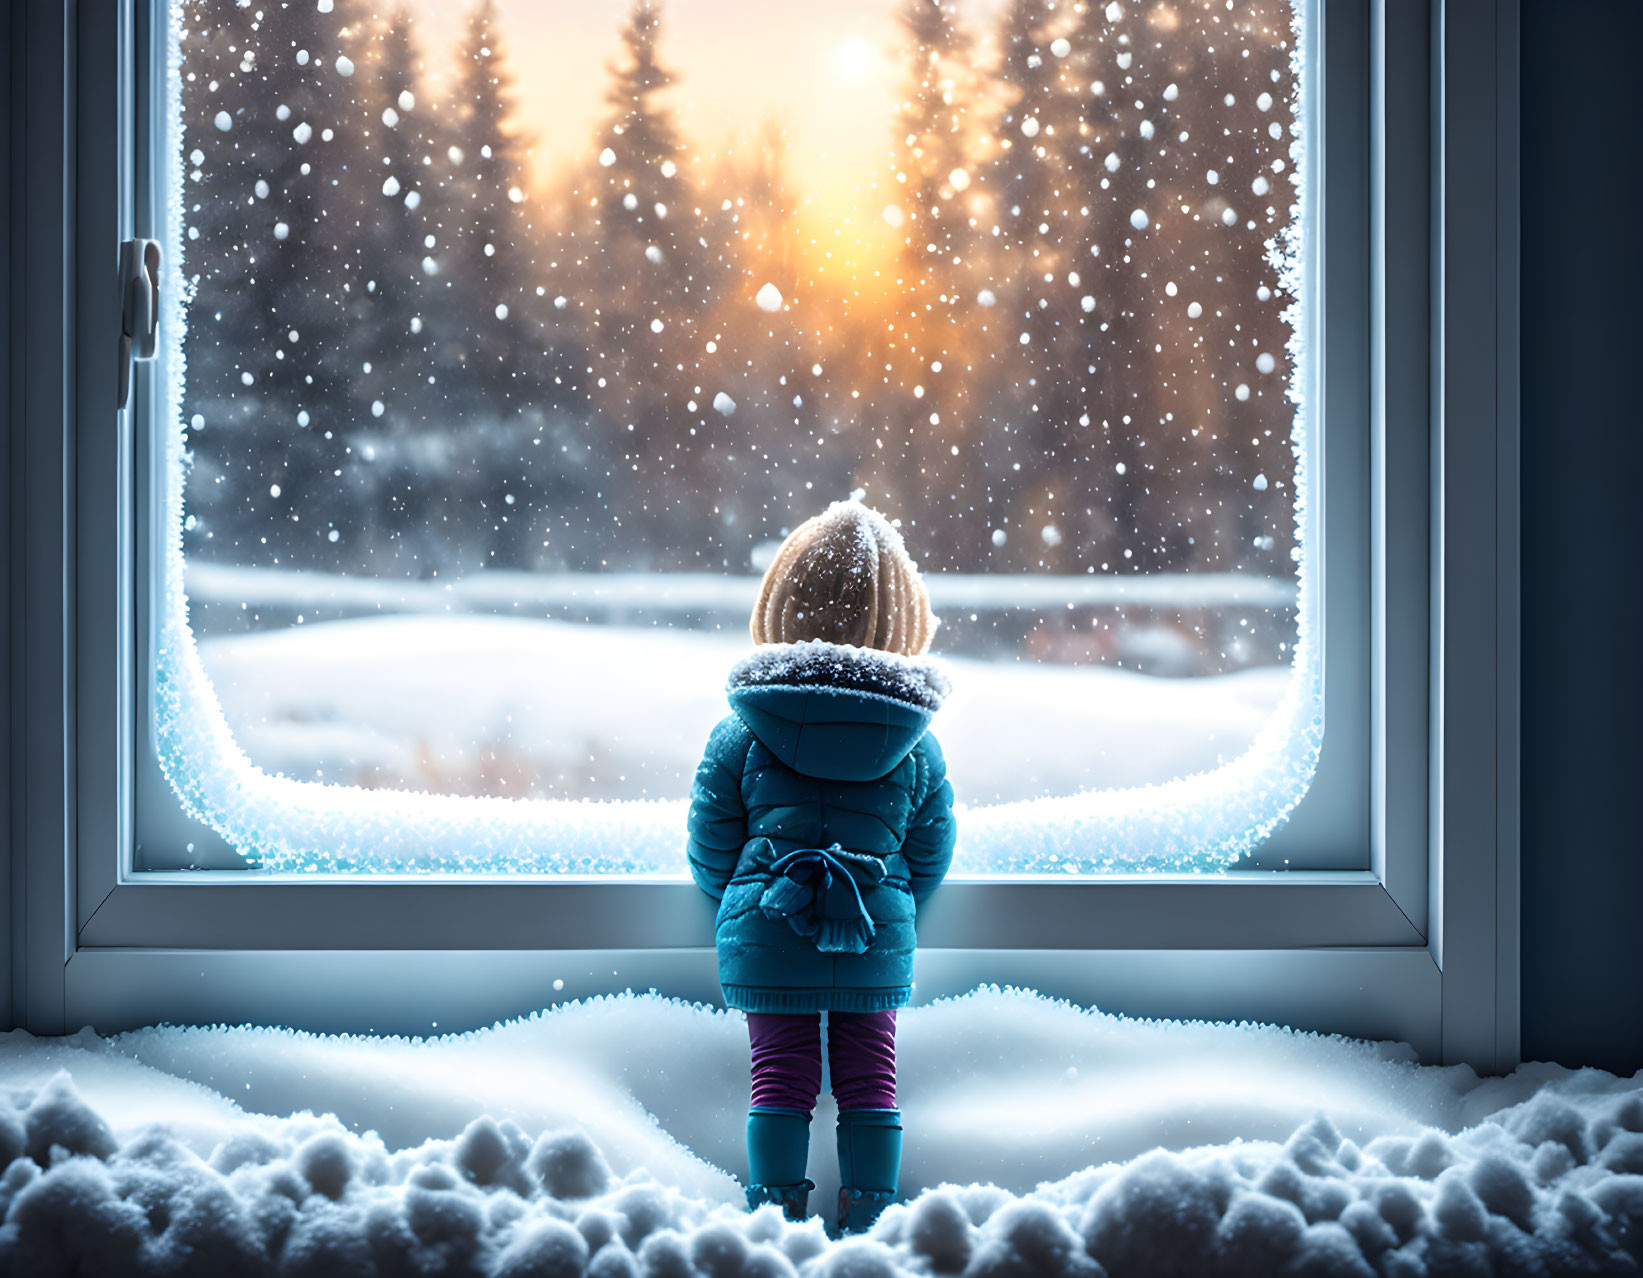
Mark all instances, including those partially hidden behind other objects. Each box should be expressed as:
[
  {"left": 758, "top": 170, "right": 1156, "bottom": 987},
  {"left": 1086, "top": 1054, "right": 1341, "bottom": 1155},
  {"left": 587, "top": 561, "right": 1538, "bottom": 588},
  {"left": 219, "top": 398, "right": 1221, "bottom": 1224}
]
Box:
[{"left": 154, "top": 0, "right": 1315, "bottom": 874}]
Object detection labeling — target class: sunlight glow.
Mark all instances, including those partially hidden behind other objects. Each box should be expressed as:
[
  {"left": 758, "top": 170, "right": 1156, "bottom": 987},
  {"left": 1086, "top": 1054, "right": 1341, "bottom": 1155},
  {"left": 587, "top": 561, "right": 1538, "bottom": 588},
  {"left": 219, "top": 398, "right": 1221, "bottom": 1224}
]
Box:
[{"left": 832, "top": 38, "right": 883, "bottom": 84}]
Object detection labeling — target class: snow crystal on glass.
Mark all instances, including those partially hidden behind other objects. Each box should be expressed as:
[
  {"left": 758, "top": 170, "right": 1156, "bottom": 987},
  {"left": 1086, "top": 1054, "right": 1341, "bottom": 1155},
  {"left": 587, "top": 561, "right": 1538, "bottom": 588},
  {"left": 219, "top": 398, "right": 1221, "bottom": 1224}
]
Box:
[{"left": 153, "top": 0, "right": 1317, "bottom": 875}]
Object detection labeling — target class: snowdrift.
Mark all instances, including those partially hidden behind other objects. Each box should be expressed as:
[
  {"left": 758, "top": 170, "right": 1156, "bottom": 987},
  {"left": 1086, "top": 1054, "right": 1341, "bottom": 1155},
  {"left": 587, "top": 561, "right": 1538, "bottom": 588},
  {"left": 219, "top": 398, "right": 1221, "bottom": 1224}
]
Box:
[{"left": 2, "top": 989, "right": 1640, "bottom": 1276}]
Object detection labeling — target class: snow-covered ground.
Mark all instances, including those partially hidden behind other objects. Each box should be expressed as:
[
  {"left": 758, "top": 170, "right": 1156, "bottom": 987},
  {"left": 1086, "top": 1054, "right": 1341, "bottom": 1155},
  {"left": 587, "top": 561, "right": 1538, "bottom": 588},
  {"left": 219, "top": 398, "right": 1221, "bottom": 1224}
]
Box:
[
  {"left": 3, "top": 989, "right": 1640, "bottom": 1276},
  {"left": 198, "top": 615, "right": 1291, "bottom": 804}
]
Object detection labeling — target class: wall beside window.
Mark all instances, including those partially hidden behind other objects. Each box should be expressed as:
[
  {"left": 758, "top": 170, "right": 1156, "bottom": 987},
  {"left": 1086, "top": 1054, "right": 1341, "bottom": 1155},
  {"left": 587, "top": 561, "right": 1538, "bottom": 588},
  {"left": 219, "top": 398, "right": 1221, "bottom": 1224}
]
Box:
[
  {"left": 1, "top": 0, "right": 15, "bottom": 1036},
  {"left": 1518, "top": 0, "right": 1643, "bottom": 1075}
]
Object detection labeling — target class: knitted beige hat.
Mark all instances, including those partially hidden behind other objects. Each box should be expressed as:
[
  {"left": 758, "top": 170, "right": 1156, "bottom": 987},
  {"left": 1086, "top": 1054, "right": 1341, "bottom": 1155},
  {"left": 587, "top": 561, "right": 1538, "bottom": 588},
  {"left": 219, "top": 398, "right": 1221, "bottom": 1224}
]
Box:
[{"left": 750, "top": 501, "right": 937, "bottom": 656}]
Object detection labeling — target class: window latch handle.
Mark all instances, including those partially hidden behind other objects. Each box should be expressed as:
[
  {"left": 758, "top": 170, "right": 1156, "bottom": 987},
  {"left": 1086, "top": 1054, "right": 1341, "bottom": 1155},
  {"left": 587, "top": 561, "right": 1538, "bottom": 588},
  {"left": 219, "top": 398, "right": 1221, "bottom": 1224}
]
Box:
[{"left": 117, "top": 237, "right": 162, "bottom": 409}]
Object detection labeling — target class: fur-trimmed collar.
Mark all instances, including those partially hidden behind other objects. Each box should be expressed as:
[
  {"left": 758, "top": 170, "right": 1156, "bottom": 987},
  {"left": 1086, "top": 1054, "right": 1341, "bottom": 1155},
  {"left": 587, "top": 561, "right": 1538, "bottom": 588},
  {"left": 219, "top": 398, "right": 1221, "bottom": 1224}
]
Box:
[{"left": 727, "top": 640, "right": 951, "bottom": 712}]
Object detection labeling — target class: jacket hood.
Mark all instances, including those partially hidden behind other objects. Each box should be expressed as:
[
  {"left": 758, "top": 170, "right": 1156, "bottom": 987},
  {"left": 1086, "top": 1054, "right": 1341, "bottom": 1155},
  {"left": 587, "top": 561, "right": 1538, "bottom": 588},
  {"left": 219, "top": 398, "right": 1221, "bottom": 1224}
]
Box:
[{"left": 726, "top": 641, "right": 950, "bottom": 782}]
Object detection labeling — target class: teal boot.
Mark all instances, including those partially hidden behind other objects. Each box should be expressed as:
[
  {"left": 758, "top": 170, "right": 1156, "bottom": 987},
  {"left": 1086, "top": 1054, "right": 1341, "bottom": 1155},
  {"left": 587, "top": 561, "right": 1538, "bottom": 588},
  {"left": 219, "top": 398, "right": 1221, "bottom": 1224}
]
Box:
[
  {"left": 835, "top": 1108, "right": 902, "bottom": 1235},
  {"left": 745, "top": 1107, "right": 815, "bottom": 1221}
]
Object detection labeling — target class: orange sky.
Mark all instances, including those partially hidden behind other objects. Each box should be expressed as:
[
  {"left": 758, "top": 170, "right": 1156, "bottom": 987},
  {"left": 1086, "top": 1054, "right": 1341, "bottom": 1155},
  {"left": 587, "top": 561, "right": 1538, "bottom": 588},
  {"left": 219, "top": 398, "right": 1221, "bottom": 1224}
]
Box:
[{"left": 404, "top": 0, "right": 1009, "bottom": 272}]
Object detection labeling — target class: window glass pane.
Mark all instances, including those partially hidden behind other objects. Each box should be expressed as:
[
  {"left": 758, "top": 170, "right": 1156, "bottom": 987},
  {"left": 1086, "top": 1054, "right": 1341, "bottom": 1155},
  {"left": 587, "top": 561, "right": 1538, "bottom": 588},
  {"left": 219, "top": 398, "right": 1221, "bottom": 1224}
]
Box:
[{"left": 152, "top": 0, "right": 1317, "bottom": 873}]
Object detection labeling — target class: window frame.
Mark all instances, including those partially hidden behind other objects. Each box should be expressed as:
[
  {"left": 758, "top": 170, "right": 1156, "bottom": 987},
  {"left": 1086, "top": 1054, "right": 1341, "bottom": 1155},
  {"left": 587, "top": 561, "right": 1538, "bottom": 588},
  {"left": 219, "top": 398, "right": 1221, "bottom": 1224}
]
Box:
[
  {"left": 7, "top": 0, "right": 1520, "bottom": 1070},
  {"left": 124, "top": 0, "right": 1377, "bottom": 907}
]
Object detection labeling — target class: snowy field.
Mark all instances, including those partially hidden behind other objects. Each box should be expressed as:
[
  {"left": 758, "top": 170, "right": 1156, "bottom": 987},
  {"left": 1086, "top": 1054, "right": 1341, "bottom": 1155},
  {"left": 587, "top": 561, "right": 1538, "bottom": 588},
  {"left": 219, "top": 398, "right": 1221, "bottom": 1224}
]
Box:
[
  {"left": 3, "top": 989, "right": 1641, "bottom": 1276},
  {"left": 198, "top": 615, "right": 1291, "bottom": 804}
]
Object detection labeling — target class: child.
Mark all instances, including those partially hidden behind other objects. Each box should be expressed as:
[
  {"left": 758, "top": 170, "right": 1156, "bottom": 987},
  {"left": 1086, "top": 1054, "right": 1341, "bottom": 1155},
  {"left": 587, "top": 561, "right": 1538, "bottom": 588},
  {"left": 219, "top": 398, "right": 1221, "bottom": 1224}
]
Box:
[{"left": 686, "top": 500, "right": 957, "bottom": 1235}]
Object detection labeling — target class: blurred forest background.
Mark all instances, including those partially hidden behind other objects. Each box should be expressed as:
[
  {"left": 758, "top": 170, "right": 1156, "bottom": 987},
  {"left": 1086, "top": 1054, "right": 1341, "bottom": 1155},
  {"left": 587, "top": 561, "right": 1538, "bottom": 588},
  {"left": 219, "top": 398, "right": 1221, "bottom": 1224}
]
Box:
[{"left": 176, "top": 0, "right": 1302, "bottom": 677}]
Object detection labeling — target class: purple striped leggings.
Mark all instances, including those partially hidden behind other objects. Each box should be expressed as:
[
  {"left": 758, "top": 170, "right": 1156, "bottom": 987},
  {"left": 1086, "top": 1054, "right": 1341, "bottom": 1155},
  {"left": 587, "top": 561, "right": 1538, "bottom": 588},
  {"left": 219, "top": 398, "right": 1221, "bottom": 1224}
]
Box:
[{"left": 748, "top": 1010, "right": 897, "bottom": 1117}]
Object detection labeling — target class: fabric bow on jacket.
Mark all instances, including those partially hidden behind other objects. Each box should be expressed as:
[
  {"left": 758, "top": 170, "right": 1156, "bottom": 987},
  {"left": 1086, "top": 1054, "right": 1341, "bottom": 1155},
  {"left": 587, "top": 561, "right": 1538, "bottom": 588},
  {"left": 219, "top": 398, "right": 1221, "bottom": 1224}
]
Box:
[{"left": 758, "top": 842, "right": 888, "bottom": 954}]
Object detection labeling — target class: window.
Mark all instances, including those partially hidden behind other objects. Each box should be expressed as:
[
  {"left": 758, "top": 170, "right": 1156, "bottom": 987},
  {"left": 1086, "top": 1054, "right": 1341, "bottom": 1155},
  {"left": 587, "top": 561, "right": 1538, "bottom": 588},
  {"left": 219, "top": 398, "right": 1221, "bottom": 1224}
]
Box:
[
  {"left": 141, "top": 0, "right": 1334, "bottom": 878},
  {"left": 14, "top": 0, "right": 1514, "bottom": 1068}
]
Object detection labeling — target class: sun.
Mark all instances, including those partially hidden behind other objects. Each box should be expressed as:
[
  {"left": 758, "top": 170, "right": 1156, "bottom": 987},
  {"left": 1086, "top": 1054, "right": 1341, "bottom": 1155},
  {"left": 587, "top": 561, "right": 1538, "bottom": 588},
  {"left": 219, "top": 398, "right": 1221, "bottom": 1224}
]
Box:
[{"left": 831, "top": 38, "right": 881, "bottom": 85}]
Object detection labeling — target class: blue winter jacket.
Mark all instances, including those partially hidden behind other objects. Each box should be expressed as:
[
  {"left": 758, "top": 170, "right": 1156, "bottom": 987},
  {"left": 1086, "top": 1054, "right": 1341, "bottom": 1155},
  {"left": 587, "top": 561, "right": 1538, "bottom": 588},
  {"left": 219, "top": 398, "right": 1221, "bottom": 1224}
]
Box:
[{"left": 686, "top": 640, "right": 957, "bottom": 1013}]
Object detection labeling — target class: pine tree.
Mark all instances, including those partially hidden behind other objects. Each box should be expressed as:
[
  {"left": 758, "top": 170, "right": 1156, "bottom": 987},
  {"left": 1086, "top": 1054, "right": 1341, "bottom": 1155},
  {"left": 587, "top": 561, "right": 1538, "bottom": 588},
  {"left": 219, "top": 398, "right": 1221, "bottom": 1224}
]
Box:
[
  {"left": 860, "top": 0, "right": 985, "bottom": 566},
  {"left": 975, "top": 0, "right": 1087, "bottom": 570},
  {"left": 179, "top": 0, "right": 375, "bottom": 573},
  {"left": 334, "top": 9, "right": 448, "bottom": 573},
  {"left": 439, "top": 0, "right": 536, "bottom": 414},
  {"left": 1062, "top": 0, "right": 1299, "bottom": 583},
  {"left": 574, "top": 0, "right": 730, "bottom": 565},
  {"left": 890, "top": 0, "right": 977, "bottom": 296},
  {"left": 351, "top": 11, "right": 433, "bottom": 385},
  {"left": 591, "top": 2, "right": 709, "bottom": 362},
  {"left": 1032, "top": 0, "right": 1160, "bottom": 577}
]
